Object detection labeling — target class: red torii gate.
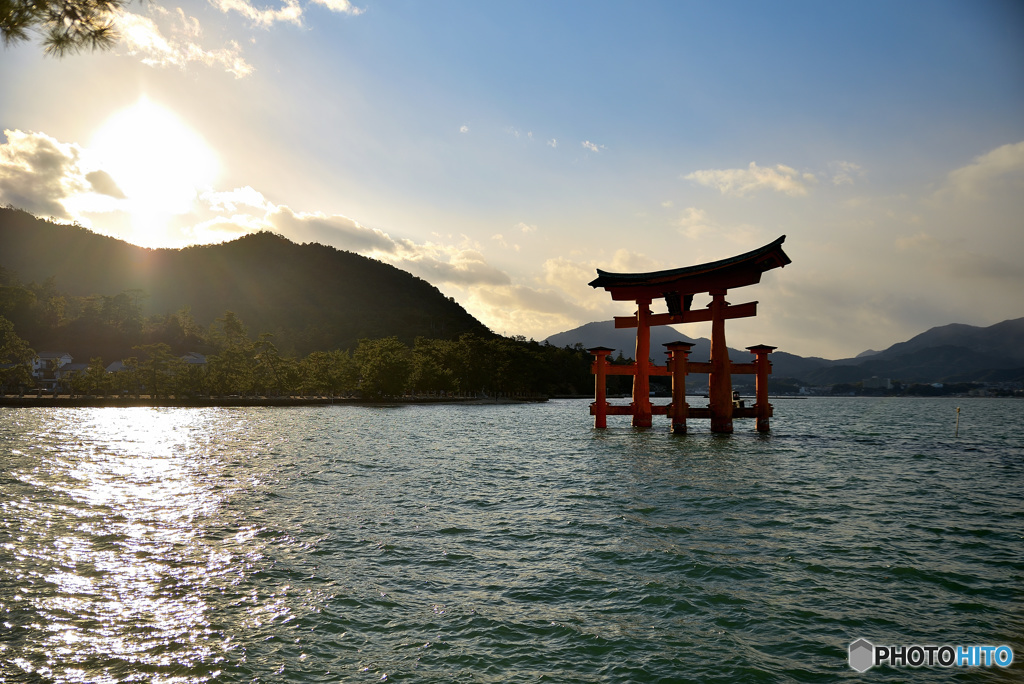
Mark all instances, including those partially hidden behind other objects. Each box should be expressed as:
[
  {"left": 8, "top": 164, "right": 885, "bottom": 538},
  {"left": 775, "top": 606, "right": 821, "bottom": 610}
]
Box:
[{"left": 587, "top": 236, "right": 791, "bottom": 433}]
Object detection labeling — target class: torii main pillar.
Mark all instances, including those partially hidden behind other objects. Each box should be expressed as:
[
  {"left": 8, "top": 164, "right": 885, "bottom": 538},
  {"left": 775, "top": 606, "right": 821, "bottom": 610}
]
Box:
[
  {"left": 632, "top": 298, "right": 653, "bottom": 427},
  {"left": 708, "top": 290, "right": 733, "bottom": 433}
]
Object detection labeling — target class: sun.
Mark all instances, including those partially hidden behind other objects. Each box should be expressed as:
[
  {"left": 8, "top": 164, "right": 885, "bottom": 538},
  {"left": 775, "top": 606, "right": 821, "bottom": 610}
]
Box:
[{"left": 88, "top": 98, "right": 220, "bottom": 246}]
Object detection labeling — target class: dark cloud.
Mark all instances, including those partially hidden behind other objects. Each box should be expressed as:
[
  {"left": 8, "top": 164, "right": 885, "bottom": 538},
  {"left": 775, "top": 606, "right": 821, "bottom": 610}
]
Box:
[{"left": 86, "top": 170, "right": 127, "bottom": 199}]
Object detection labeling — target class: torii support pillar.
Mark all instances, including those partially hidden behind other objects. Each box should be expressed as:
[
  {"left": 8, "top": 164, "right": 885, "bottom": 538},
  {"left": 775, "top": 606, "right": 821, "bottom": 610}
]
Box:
[
  {"left": 589, "top": 346, "right": 615, "bottom": 428},
  {"left": 747, "top": 344, "right": 776, "bottom": 433},
  {"left": 665, "top": 341, "right": 693, "bottom": 434},
  {"left": 631, "top": 298, "right": 653, "bottom": 428},
  {"left": 708, "top": 290, "right": 733, "bottom": 433}
]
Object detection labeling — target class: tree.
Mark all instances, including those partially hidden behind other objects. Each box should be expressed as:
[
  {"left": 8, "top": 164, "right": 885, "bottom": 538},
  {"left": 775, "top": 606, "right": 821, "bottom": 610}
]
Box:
[
  {"left": 143, "top": 306, "right": 205, "bottom": 352},
  {"left": 410, "top": 337, "right": 459, "bottom": 394},
  {"left": 70, "top": 356, "right": 111, "bottom": 396},
  {"left": 207, "top": 311, "right": 255, "bottom": 395},
  {"left": 253, "top": 333, "right": 298, "bottom": 396},
  {"left": 113, "top": 356, "right": 140, "bottom": 396},
  {"left": 1, "top": 0, "right": 128, "bottom": 55},
  {"left": 299, "top": 349, "right": 358, "bottom": 396},
  {"left": 210, "top": 311, "right": 249, "bottom": 351},
  {"left": 101, "top": 291, "right": 143, "bottom": 335},
  {"left": 0, "top": 315, "right": 34, "bottom": 391},
  {"left": 132, "top": 342, "right": 180, "bottom": 397},
  {"left": 355, "top": 337, "right": 411, "bottom": 399},
  {"left": 207, "top": 345, "right": 253, "bottom": 396},
  {"left": 174, "top": 359, "right": 209, "bottom": 397}
]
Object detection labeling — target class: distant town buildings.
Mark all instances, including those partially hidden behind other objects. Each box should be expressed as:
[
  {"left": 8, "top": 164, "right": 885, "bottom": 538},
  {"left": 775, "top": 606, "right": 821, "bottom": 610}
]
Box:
[
  {"left": 8, "top": 352, "right": 209, "bottom": 393},
  {"left": 31, "top": 351, "right": 73, "bottom": 390}
]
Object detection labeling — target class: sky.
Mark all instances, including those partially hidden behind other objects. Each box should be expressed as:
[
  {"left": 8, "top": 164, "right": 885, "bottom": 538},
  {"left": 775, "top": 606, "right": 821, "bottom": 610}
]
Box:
[{"left": 1, "top": 0, "right": 1022, "bottom": 359}]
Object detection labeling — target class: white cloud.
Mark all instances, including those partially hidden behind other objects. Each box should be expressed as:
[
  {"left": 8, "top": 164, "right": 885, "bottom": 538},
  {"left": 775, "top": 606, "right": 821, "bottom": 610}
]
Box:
[
  {"left": 547, "top": 139, "right": 557, "bottom": 148},
  {"left": 267, "top": 205, "right": 398, "bottom": 253},
  {"left": 475, "top": 284, "right": 589, "bottom": 317},
  {"left": 0, "top": 129, "right": 89, "bottom": 219},
  {"left": 830, "top": 160, "right": 864, "bottom": 186},
  {"left": 459, "top": 125, "right": 469, "bottom": 133},
  {"left": 542, "top": 257, "right": 595, "bottom": 296},
  {"left": 538, "top": 250, "right": 665, "bottom": 320},
  {"left": 202, "top": 186, "right": 272, "bottom": 212},
  {"left": 516, "top": 222, "right": 537, "bottom": 234},
  {"left": 459, "top": 282, "right": 595, "bottom": 339},
  {"left": 604, "top": 247, "right": 662, "bottom": 274},
  {"left": 392, "top": 247, "right": 511, "bottom": 287},
  {"left": 684, "top": 161, "right": 811, "bottom": 196},
  {"left": 185, "top": 195, "right": 516, "bottom": 288},
  {"left": 672, "top": 207, "right": 765, "bottom": 248},
  {"left": 209, "top": 0, "right": 304, "bottom": 27},
  {"left": 943, "top": 141, "right": 1024, "bottom": 197},
  {"left": 310, "top": 0, "right": 364, "bottom": 14},
  {"left": 115, "top": 9, "right": 254, "bottom": 77},
  {"left": 581, "top": 140, "right": 604, "bottom": 153},
  {"left": 676, "top": 206, "right": 712, "bottom": 239},
  {"left": 112, "top": 1, "right": 361, "bottom": 76}
]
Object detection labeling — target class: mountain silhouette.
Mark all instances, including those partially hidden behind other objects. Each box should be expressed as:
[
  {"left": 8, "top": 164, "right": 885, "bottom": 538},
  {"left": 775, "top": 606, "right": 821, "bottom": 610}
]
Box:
[
  {"left": 0, "top": 207, "right": 489, "bottom": 356},
  {"left": 544, "top": 317, "right": 1024, "bottom": 385}
]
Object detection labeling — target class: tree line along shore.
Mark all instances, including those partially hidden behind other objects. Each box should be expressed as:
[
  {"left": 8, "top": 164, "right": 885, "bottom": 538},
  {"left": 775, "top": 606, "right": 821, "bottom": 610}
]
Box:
[
  {"left": 1, "top": 311, "right": 598, "bottom": 401},
  {"left": 1, "top": 303, "right": 603, "bottom": 404}
]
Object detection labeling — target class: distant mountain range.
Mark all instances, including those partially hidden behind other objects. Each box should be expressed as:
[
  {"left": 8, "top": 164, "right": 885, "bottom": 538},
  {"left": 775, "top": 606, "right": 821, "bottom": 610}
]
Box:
[{"left": 543, "top": 318, "right": 1024, "bottom": 385}]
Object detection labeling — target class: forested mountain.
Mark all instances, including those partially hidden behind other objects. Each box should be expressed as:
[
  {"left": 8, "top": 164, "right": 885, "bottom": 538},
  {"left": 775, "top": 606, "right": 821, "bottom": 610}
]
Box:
[
  {"left": 543, "top": 320, "right": 701, "bottom": 365},
  {"left": 780, "top": 318, "right": 1024, "bottom": 384},
  {"left": 0, "top": 207, "right": 489, "bottom": 359},
  {"left": 545, "top": 316, "right": 1024, "bottom": 385},
  {"left": 858, "top": 319, "right": 1024, "bottom": 365}
]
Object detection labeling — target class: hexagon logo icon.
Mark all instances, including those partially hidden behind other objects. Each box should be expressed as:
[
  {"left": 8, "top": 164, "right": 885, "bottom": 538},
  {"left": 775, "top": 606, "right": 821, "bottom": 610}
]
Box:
[{"left": 849, "top": 638, "right": 874, "bottom": 672}]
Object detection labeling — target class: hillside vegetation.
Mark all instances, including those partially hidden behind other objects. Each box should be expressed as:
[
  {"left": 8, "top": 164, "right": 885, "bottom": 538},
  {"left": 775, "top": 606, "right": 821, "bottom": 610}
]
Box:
[
  {"left": 0, "top": 207, "right": 487, "bottom": 358},
  {"left": 0, "top": 208, "right": 594, "bottom": 397}
]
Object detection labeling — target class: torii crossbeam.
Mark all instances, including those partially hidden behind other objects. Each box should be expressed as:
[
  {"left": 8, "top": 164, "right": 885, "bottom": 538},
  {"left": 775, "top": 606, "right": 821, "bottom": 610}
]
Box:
[{"left": 587, "top": 236, "right": 791, "bottom": 433}]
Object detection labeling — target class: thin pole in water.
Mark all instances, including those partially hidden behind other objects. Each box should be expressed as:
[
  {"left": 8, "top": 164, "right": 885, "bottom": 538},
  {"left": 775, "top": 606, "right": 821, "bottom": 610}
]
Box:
[{"left": 955, "top": 406, "right": 960, "bottom": 437}]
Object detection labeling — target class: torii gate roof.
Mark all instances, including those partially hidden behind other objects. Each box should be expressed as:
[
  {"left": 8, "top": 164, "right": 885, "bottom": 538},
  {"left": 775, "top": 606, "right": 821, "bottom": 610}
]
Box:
[{"left": 589, "top": 235, "right": 790, "bottom": 301}]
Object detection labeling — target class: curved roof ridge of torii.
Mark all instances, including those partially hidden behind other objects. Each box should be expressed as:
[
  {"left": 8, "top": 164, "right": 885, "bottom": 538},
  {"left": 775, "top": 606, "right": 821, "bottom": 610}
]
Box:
[{"left": 588, "top": 235, "right": 791, "bottom": 300}]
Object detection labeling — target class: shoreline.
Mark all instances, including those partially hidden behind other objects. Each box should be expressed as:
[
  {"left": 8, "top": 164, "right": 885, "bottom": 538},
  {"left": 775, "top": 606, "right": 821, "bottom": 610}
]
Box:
[
  {"left": 0, "top": 395, "right": 549, "bottom": 408},
  {"left": 2, "top": 394, "right": 1013, "bottom": 409}
]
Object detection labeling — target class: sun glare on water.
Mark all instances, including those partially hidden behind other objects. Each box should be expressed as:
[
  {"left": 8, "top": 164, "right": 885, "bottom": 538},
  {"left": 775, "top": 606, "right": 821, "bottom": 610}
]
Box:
[{"left": 88, "top": 98, "right": 220, "bottom": 246}]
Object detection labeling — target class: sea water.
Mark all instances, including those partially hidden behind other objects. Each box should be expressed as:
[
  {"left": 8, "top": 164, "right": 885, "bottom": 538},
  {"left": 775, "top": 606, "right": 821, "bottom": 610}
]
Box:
[{"left": 1, "top": 397, "right": 1021, "bottom": 682}]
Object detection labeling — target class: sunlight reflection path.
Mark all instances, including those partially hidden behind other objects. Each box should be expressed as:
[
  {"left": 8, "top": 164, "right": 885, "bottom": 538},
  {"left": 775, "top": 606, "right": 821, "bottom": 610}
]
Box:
[{"left": 3, "top": 408, "right": 257, "bottom": 683}]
